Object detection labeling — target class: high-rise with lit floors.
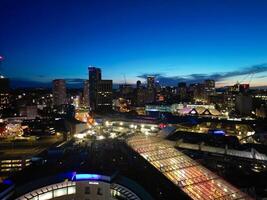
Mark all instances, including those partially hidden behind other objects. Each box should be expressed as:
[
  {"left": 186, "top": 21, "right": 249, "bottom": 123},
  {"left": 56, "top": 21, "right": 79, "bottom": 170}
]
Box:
[
  {"left": 89, "top": 67, "right": 101, "bottom": 110},
  {"left": 0, "top": 75, "right": 10, "bottom": 111},
  {"left": 147, "top": 76, "right": 155, "bottom": 90},
  {"left": 88, "top": 67, "right": 113, "bottom": 112},
  {"left": 146, "top": 76, "right": 155, "bottom": 103},
  {"left": 52, "top": 79, "right": 66, "bottom": 106},
  {"left": 83, "top": 80, "right": 90, "bottom": 107}
]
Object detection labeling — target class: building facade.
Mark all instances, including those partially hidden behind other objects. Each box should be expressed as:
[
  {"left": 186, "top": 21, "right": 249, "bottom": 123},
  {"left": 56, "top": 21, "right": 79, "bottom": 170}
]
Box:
[{"left": 52, "top": 79, "right": 66, "bottom": 107}]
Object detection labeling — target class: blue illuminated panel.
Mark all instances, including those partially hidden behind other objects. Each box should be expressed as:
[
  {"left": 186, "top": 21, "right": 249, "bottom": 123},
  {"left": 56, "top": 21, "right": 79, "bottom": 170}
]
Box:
[{"left": 75, "top": 174, "right": 101, "bottom": 180}]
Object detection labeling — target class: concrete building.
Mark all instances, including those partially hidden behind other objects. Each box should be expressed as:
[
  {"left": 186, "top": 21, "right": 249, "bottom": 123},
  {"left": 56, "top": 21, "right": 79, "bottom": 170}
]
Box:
[{"left": 52, "top": 79, "right": 66, "bottom": 107}]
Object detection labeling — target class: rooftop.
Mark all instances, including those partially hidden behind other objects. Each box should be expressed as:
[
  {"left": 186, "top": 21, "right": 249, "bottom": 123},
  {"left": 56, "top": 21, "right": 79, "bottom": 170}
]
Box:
[{"left": 127, "top": 135, "right": 252, "bottom": 200}]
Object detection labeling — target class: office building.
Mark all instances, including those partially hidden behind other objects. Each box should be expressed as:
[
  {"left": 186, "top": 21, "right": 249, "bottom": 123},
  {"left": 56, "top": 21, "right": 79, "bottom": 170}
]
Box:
[
  {"left": 89, "top": 67, "right": 101, "bottom": 110},
  {"left": 0, "top": 76, "right": 10, "bottom": 110},
  {"left": 95, "top": 80, "right": 113, "bottom": 111},
  {"left": 147, "top": 76, "right": 155, "bottom": 90},
  {"left": 177, "top": 82, "right": 187, "bottom": 101},
  {"left": 235, "top": 94, "right": 252, "bottom": 116},
  {"left": 52, "top": 79, "right": 66, "bottom": 106},
  {"left": 136, "top": 80, "right": 141, "bottom": 89},
  {"left": 204, "top": 79, "right": 216, "bottom": 97},
  {"left": 88, "top": 67, "right": 113, "bottom": 111},
  {"left": 83, "top": 80, "right": 90, "bottom": 107}
]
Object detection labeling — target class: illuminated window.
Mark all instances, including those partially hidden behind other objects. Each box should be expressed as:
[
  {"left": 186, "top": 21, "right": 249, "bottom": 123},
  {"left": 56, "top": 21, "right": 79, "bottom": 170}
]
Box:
[
  {"left": 68, "top": 186, "right": 76, "bottom": 194},
  {"left": 54, "top": 188, "right": 67, "bottom": 197},
  {"left": 1, "top": 160, "right": 12, "bottom": 163},
  {"left": 38, "top": 191, "right": 52, "bottom": 200},
  {"left": 1, "top": 164, "right": 12, "bottom": 167}
]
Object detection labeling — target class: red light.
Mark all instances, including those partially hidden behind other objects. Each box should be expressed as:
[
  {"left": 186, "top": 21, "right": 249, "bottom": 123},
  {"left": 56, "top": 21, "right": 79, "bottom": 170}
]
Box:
[{"left": 159, "top": 123, "right": 166, "bottom": 129}]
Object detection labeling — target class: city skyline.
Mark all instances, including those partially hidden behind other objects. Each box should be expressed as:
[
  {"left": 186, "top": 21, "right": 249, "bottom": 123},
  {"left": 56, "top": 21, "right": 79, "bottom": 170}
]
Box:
[{"left": 1, "top": 0, "right": 267, "bottom": 88}]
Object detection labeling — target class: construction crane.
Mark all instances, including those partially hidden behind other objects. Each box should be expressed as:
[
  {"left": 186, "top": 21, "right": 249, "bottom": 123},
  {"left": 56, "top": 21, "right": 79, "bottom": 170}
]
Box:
[{"left": 235, "top": 72, "right": 255, "bottom": 89}]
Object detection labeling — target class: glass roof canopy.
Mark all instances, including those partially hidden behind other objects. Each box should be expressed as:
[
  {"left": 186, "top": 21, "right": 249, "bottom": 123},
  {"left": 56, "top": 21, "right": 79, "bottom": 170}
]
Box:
[{"left": 127, "top": 135, "right": 252, "bottom": 200}]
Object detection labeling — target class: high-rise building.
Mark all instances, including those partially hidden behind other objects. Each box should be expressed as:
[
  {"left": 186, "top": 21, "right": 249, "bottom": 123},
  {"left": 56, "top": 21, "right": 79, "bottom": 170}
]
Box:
[
  {"left": 89, "top": 67, "right": 101, "bottom": 110},
  {"left": 235, "top": 94, "right": 252, "bottom": 116},
  {"left": 136, "top": 80, "right": 141, "bottom": 89},
  {"left": 52, "top": 79, "right": 66, "bottom": 106},
  {"left": 0, "top": 76, "right": 9, "bottom": 93},
  {"left": 83, "top": 80, "right": 90, "bottom": 107},
  {"left": 204, "top": 79, "right": 215, "bottom": 94},
  {"left": 0, "top": 76, "right": 10, "bottom": 111},
  {"left": 239, "top": 84, "right": 249, "bottom": 93},
  {"left": 88, "top": 67, "right": 113, "bottom": 111},
  {"left": 89, "top": 67, "right": 101, "bottom": 82},
  {"left": 177, "top": 82, "right": 187, "bottom": 101},
  {"left": 95, "top": 80, "right": 113, "bottom": 111},
  {"left": 147, "top": 76, "right": 155, "bottom": 90}
]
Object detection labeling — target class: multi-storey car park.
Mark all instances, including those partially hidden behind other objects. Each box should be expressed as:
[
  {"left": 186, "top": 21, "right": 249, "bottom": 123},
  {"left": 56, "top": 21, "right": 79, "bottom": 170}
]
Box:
[{"left": 127, "top": 135, "right": 253, "bottom": 200}]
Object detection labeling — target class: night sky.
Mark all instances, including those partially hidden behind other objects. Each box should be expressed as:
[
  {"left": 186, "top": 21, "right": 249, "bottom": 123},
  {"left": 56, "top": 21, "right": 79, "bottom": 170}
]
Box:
[{"left": 1, "top": 0, "right": 267, "bottom": 88}]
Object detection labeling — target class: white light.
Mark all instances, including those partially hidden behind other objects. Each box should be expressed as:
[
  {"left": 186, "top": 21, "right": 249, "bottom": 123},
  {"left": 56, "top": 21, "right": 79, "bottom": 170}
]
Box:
[
  {"left": 98, "top": 135, "right": 105, "bottom": 140},
  {"left": 74, "top": 133, "right": 86, "bottom": 139},
  {"left": 89, "top": 181, "right": 99, "bottom": 185}
]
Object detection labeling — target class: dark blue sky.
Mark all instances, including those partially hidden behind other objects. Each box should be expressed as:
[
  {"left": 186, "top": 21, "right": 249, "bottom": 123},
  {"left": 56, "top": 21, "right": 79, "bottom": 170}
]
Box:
[{"left": 1, "top": 0, "right": 267, "bottom": 88}]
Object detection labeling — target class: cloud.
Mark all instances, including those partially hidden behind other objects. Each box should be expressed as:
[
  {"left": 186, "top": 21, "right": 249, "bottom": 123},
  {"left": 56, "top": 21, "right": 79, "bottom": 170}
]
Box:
[
  {"left": 10, "top": 78, "right": 86, "bottom": 88},
  {"left": 65, "top": 78, "right": 86, "bottom": 84},
  {"left": 137, "top": 63, "right": 267, "bottom": 86}
]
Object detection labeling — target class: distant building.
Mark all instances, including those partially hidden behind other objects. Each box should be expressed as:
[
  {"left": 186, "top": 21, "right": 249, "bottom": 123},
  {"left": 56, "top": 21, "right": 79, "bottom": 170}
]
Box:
[
  {"left": 19, "top": 105, "right": 38, "bottom": 119},
  {"left": 177, "top": 82, "right": 187, "bottom": 101},
  {"left": 0, "top": 76, "right": 9, "bottom": 93},
  {"left": 83, "top": 80, "right": 90, "bottom": 107},
  {"left": 52, "top": 79, "right": 66, "bottom": 106},
  {"left": 89, "top": 67, "right": 101, "bottom": 110},
  {"left": 135, "top": 87, "right": 146, "bottom": 106},
  {"left": 95, "top": 80, "right": 113, "bottom": 111},
  {"left": 0, "top": 76, "right": 10, "bottom": 110},
  {"left": 235, "top": 94, "right": 252, "bottom": 116},
  {"left": 239, "top": 84, "right": 249, "bottom": 93},
  {"left": 145, "top": 89, "right": 155, "bottom": 104},
  {"left": 136, "top": 80, "right": 141, "bottom": 89},
  {"left": 204, "top": 79, "right": 215, "bottom": 95},
  {"left": 119, "top": 84, "right": 133, "bottom": 100},
  {"left": 147, "top": 76, "right": 155, "bottom": 90},
  {"left": 88, "top": 67, "right": 113, "bottom": 112},
  {"left": 189, "top": 83, "right": 205, "bottom": 102}
]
